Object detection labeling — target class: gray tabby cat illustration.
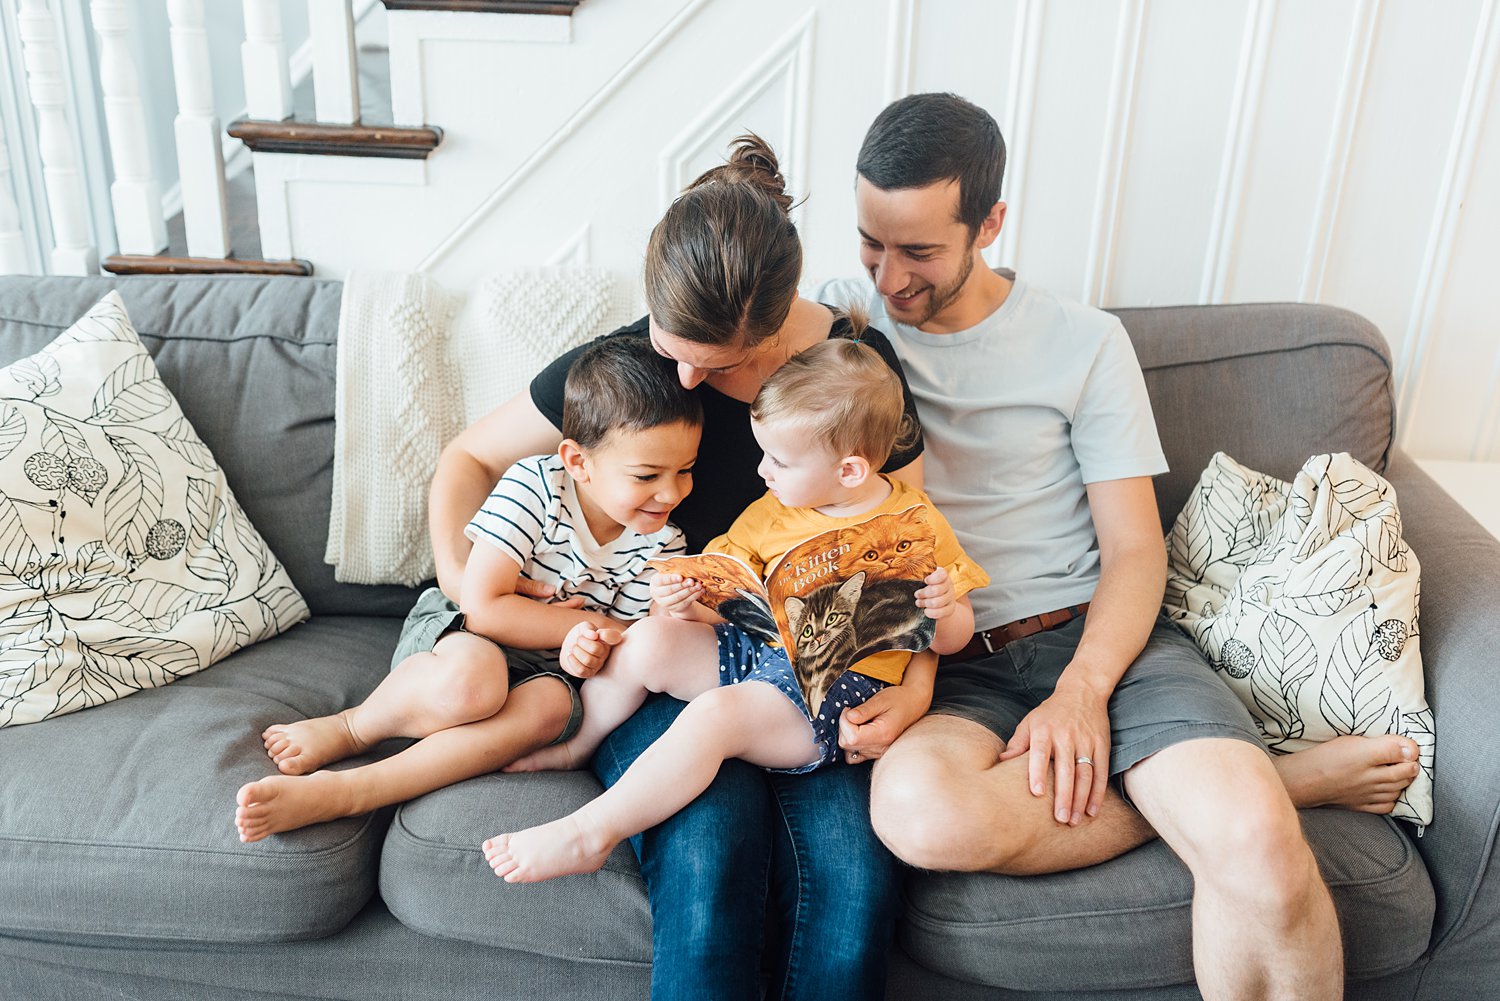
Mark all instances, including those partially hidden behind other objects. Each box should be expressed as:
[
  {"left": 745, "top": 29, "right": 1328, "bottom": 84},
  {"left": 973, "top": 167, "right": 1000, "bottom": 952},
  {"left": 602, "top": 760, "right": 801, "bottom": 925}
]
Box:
[
  {"left": 847, "top": 577, "right": 934, "bottom": 665},
  {"left": 784, "top": 572, "right": 866, "bottom": 714}
]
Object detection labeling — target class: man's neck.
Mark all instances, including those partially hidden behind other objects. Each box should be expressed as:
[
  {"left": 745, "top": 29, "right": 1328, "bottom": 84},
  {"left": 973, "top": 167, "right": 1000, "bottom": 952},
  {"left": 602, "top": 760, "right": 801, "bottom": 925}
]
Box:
[{"left": 920, "top": 264, "right": 1013, "bottom": 335}]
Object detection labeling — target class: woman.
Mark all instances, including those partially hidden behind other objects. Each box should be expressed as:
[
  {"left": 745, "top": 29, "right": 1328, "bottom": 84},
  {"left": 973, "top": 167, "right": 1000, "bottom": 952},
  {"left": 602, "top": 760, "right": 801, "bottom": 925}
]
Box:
[{"left": 429, "top": 135, "right": 925, "bottom": 1001}]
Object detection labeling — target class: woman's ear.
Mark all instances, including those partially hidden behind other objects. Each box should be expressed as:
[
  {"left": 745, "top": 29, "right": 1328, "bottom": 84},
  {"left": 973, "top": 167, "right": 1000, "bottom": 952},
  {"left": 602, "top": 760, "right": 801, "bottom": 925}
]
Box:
[
  {"left": 559, "top": 439, "right": 590, "bottom": 483},
  {"left": 837, "top": 455, "right": 872, "bottom": 489}
]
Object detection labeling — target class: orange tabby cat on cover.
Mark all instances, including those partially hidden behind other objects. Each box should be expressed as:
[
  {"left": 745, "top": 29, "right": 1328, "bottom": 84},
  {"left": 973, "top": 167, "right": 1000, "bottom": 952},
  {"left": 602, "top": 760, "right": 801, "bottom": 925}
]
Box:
[{"left": 486, "top": 339, "right": 987, "bottom": 884}]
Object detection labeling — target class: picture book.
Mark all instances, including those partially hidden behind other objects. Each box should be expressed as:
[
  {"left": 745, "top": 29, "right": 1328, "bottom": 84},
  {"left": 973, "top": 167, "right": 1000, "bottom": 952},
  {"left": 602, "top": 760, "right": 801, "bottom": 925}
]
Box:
[{"left": 648, "top": 505, "right": 939, "bottom": 714}]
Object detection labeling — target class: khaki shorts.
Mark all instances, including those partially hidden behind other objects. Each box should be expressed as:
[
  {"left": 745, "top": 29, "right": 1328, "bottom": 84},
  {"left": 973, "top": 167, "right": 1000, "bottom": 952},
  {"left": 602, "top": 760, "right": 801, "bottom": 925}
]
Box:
[{"left": 391, "top": 587, "right": 584, "bottom": 744}]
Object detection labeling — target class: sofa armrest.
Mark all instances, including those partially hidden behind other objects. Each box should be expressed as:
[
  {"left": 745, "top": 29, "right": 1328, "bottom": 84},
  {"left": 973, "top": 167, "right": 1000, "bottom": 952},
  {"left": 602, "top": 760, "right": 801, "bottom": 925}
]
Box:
[{"left": 1383, "top": 449, "right": 1500, "bottom": 955}]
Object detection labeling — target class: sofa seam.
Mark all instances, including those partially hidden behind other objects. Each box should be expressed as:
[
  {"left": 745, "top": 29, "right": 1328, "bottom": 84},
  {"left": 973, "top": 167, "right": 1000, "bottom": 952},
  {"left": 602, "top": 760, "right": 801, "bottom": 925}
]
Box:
[{"left": 0, "top": 808, "right": 380, "bottom": 861}]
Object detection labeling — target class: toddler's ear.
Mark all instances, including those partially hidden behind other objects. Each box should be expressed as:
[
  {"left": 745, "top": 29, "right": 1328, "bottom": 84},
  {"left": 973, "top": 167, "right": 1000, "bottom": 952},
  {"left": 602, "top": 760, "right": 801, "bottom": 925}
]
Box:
[
  {"left": 559, "top": 439, "right": 590, "bottom": 482},
  {"left": 837, "top": 455, "right": 872, "bottom": 488}
]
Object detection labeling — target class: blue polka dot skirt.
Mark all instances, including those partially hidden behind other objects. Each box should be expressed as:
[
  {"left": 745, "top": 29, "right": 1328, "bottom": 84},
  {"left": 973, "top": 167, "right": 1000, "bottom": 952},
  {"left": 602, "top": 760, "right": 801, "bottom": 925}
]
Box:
[{"left": 714, "top": 623, "right": 888, "bottom": 773}]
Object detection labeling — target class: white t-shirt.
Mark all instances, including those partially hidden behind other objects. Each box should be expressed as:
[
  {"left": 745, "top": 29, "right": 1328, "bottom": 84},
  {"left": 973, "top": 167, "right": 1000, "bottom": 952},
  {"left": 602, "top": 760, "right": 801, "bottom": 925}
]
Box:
[
  {"left": 465, "top": 453, "right": 686, "bottom": 621},
  {"left": 815, "top": 277, "right": 1168, "bottom": 630}
]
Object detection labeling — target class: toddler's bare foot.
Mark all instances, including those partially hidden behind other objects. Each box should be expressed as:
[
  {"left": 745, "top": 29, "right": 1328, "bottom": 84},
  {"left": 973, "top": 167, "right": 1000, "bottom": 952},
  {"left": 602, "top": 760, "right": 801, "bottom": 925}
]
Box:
[
  {"left": 481, "top": 814, "right": 616, "bottom": 883},
  {"left": 504, "top": 741, "right": 583, "bottom": 773},
  {"left": 1276, "top": 734, "right": 1421, "bottom": 814},
  {"left": 262, "top": 710, "right": 367, "bottom": 775},
  {"left": 234, "top": 773, "right": 357, "bottom": 843}
]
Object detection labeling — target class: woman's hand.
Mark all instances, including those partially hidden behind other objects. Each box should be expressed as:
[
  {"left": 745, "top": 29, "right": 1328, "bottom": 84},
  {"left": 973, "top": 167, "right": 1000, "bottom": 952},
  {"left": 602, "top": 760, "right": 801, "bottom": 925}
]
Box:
[
  {"left": 837, "top": 684, "right": 933, "bottom": 763},
  {"left": 650, "top": 572, "right": 704, "bottom": 618},
  {"left": 559, "top": 621, "right": 624, "bottom": 679},
  {"left": 914, "top": 567, "right": 956, "bottom": 619}
]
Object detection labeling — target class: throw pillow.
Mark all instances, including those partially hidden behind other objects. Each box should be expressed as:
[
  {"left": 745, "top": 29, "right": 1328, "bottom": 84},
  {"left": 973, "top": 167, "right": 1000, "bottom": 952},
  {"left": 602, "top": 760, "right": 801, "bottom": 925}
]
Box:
[
  {"left": 0, "top": 291, "right": 309, "bottom": 727},
  {"left": 1163, "top": 451, "right": 1433, "bottom": 826}
]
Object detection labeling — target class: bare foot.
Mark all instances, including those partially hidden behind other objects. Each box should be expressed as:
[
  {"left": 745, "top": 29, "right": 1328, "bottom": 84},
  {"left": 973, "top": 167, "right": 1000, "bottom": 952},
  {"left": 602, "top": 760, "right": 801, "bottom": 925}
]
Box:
[
  {"left": 481, "top": 813, "right": 616, "bottom": 883},
  {"left": 503, "top": 741, "right": 583, "bottom": 773},
  {"left": 234, "top": 773, "right": 357, "bottom": 843},
  {"left": 261, "top": 710, "right": 367, "bottom": 776},
  {"left": 1276, "top": 734, "right": 1421, "bottom": 814}
]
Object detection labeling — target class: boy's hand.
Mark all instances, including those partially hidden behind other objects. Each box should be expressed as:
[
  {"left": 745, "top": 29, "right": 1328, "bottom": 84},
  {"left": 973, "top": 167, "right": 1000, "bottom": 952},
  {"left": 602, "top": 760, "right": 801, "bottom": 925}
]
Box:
[
  {"left": 837, "top": 685, "right": 932, "bottom": 763},
  {"left": 651, "top": 572, "right": 704, "bottom": 617},
  {"left": 913, "top": 567, "right": 956, "bottom": 620},
  {"left": 560, "top": 621, "right": 623, "bottom": 679}
]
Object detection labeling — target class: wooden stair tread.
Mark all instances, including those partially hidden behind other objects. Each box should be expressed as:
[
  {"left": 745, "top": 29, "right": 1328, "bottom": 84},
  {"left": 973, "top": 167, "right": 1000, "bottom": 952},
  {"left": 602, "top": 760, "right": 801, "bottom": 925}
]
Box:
[
  {"left": 227, "top": 119, "right": 442, "bottom": 159},
  {"left": 380, "top": 1, "right": 582, "bottom": 14},
  {"left": 102, "top": 255, "right": 312, "bottom": 277}
]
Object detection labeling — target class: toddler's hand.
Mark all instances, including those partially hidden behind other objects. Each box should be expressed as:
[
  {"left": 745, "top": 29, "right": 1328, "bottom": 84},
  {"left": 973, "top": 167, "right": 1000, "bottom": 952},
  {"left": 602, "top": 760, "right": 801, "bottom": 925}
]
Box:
[
  {"left": 914, "top": 567, "right": 956, "bottom": 620},
  {"left": 560, "top": 621, "right": 623, "bottom": 679},
  {"left": 651, "top": 572, "right": 704, "bottom": 617}
]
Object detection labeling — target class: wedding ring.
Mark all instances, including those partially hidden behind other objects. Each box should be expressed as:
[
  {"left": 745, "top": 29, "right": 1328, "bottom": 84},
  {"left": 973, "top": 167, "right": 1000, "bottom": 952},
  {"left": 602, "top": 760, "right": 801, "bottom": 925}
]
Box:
[{"left": 1075, "top": 756, "right": 1094, "bottom": 767}]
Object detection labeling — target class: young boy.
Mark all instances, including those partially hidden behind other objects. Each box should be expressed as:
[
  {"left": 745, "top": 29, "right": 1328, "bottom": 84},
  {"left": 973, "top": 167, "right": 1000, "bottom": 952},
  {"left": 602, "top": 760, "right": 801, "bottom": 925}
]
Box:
[
  {"left": 485, "top": 338, "right": 988, "bottom": 882},
  {"left": 233, "top": 338, "right": 702, "bottom": 843}
]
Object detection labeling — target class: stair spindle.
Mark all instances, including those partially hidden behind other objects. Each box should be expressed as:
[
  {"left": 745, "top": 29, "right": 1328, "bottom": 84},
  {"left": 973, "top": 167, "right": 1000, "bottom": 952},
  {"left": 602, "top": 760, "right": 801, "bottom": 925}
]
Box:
[
  {"left": 0, "top": 125, "right": 29, "bottom": 274},
  {"left": 167, "top": 0, "right": 230, "bottom": 259},
  {"left": 16, "top": 0, "right": 97, "bottom": 275},
  {"left": 309, "top": 0, "right": 362, "bottom": 124},
  {"left": 90, "top": 0, "right": 169, "bottom": 256},
  {"left": 242, "top": 0, "right": 294, "bottom": 121}
]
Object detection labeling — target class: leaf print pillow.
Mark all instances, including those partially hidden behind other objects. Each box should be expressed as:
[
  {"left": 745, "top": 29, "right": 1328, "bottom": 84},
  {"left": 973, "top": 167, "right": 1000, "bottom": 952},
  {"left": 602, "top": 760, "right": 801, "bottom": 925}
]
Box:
[
  {"left": 1163, "top": 451, "right": 1433, "bottom": 827},
  {"left": 0, "top": 292, "right": 309, "bottom": 727}
]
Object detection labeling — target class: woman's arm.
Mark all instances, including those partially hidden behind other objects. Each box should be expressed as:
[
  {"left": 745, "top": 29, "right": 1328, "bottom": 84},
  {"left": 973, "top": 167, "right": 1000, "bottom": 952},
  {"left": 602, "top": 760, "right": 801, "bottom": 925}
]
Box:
[{"left": 430, "top": 392, "right": 563, "bottom": 600}]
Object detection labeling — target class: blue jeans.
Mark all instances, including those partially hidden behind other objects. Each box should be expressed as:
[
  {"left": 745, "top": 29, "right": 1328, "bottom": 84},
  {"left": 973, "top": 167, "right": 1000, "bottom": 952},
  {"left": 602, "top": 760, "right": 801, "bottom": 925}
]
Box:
[{"left": 591, "top": 693, "right": 902, "bottom": 1001}]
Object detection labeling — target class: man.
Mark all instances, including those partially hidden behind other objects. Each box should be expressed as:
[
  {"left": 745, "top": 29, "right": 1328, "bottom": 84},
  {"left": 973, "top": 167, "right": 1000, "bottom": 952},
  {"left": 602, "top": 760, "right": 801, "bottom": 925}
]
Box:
[{"left": 817, "top": 92, "right": 1420, "bottom": 1001}]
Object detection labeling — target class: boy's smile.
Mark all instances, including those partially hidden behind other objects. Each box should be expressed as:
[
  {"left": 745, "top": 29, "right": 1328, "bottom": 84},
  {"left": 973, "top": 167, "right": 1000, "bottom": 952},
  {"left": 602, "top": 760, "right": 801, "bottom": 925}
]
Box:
[{"left": 565, "top": 420, "right": 700, "bottom": 543}]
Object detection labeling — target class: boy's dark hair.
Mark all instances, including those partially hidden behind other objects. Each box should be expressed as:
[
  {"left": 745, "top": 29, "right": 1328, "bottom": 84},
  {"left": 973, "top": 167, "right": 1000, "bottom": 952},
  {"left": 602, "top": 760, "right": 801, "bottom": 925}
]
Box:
[
  {"left": 856, "top": 92, "right": 1006, "bottom": 237},
  {"left": 562, "top": 336, "right": 703, "bottom": 449}
]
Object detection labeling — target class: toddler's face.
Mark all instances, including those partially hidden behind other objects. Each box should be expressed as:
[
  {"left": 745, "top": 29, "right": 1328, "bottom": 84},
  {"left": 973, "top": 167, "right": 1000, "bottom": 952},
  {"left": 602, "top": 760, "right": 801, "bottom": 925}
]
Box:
[
  {"left": 577, "top": 421, "right": 700, "bottom": 536},
  {"left": 751, "top": 417, "right": 845, "bottom": 510}
]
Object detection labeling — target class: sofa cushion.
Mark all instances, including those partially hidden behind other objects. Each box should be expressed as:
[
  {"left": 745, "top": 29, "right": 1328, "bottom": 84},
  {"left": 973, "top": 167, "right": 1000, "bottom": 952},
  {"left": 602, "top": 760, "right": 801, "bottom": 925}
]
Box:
[
  {"left": 0, "top": 291, "right": 309, "bottom": 726},
  {"left": 380, "top": 771, "right": 650, "bottom": 961},
  {"left": 1114, "top": 302, "right": 1395, "bottom": 529},
  {"left": 900, "top": 809, "right": 1432, "bottom": 991},
  {"left": 0, "top": 614, "right": 403, "bottom": 943},
  {"left": 0, "top": 275, "right": 421, "bottom": 618}
]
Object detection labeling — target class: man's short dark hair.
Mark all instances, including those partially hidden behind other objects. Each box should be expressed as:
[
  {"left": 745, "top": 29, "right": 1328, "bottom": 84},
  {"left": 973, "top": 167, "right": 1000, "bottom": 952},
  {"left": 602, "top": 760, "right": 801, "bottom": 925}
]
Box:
[
  {"left": 856, "top": 92, "right": 1006, "bottom": 236},
  {"left": 562, "top": 336, "right": 703, "bottom": 450}
]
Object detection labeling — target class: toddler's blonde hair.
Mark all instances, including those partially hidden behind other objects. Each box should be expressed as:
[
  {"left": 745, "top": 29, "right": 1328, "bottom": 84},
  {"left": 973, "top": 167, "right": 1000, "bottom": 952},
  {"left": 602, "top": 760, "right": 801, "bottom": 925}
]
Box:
[{"left": 751, "top": 336, "right": 917, "bottom": 468}]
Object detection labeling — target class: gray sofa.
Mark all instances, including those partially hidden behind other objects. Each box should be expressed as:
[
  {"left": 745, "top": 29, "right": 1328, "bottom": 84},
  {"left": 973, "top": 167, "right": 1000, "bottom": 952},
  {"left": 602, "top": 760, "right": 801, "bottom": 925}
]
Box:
[{"left": 0, "top": 274, "right": 1493, "bottom": 1000}]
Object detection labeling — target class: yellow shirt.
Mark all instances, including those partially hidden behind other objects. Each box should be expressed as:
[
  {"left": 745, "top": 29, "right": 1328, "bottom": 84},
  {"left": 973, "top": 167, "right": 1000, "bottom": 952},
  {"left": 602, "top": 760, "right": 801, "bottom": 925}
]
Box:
[{"left": 706, "top": 476, "right": 989, "bottom": 685}]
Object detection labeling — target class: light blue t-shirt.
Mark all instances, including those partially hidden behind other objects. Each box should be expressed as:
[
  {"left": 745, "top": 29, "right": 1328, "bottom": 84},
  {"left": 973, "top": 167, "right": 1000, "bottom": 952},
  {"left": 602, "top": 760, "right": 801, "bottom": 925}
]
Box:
[{"left": 815, "top": 276, "right": 1168, "bottom": 631}]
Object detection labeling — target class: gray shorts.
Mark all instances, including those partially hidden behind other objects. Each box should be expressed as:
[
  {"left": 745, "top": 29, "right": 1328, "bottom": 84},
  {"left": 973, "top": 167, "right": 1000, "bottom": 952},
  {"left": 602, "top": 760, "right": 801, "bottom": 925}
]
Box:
[
  {"left": 930, "top": 612, "right": 1266, "bottom": 783},
  {"left": 391, "top": 587, "right": 583, "bottom": 745}
]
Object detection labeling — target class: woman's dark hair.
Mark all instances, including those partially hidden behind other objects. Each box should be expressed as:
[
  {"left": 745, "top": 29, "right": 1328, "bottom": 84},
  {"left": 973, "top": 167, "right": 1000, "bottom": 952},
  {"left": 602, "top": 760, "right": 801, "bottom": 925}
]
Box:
[
  {"left": 643, "top": 133, "right": 802, "bottom": 349},
  {"left": 562, "top": 336, "right": 703, "bottom": 449},
  {"left": 856, "top": 92, "right": 1006, "bottom": 237}
]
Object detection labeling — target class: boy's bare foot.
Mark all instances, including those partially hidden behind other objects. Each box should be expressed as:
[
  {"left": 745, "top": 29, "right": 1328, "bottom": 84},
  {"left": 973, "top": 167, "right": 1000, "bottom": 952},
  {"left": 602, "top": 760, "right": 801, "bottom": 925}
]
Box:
[
  {"left": 481, "top": 814, "right": 616, "bottom": 883},
  {"left": 261, "top": 710, "right": 367, "bottom": 776},
  {"left": 234, "top": 773, "right": 357, "bottom": 843},
  {"left": 503, "top": 741, "right": 583, "bottom": 773},
  {"left": 1276, "top": 734, "right": 1421, "bottom": 814}
]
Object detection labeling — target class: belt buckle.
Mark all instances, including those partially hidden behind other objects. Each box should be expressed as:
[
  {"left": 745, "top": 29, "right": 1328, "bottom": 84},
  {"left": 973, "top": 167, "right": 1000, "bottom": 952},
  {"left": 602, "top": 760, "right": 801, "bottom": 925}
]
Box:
[{"left": 981, "top": 629, "right": 998, "bottom": 655}]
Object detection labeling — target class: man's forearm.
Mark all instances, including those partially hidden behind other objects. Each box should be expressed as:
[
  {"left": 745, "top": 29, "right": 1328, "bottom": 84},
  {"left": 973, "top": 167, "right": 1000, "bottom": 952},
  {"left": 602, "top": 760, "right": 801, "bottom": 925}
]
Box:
[{"left": 1059, "top": 541, "right": 1166, "bottom": 699}]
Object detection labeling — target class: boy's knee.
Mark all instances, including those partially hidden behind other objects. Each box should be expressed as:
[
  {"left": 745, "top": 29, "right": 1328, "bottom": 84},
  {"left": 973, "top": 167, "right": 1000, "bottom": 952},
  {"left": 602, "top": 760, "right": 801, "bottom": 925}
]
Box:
[{"left": 429, "top": 645, "right": 509, "bottom": 723}]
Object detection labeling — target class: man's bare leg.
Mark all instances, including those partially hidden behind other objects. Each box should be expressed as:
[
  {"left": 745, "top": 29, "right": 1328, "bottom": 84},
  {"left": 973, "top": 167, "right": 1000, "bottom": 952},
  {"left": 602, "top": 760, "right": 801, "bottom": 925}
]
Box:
[
  {"left": 235, "top": 677, "right": 574, "bottom": 842},
  {"left": 1126, "top": 738, "right": 1341, "bottom": 1001},
  {"left": 869, "top": 714, "right": 1154, "bottom": 875},
  {"left": 261, "top": 632, "right": 511, "bottom": 775}
]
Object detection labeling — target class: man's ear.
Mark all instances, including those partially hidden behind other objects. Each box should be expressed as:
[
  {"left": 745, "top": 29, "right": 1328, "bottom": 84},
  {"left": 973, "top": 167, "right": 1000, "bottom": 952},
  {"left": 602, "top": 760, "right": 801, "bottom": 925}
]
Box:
[
  {"left": 837, "top": 455, "right": 872, "bottom": 489},
  {"left": 559, "top": 439, "right": 590, "bottom": 482},
  {"left": 975, "top": 201, "right": 1006, "bottom": 251}
]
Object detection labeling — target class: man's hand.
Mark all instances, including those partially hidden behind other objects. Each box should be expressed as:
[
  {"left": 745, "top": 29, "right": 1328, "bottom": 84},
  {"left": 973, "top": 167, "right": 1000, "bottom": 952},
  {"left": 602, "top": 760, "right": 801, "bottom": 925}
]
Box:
[
  {"left": 650, "top": 572, "right": 703, "bottom": 618},
  {"left": 837, "top": 684, "right": 932, "bottom": 763},
  {"left": 913, "top": 566, "right": 956, "bottom": 619},
  {"left": 998, "top": 677, "right": 1111, "bottom": 826},
  {"left": 559, "top": 621, "right": 623, "bottom": 679}
]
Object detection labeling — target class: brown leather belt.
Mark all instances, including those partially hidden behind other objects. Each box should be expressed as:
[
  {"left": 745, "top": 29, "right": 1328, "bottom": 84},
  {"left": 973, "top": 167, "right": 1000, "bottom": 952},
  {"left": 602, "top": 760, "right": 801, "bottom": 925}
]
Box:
[{"left": 939, "top": 602, "right": 1091, "bottom": 666}]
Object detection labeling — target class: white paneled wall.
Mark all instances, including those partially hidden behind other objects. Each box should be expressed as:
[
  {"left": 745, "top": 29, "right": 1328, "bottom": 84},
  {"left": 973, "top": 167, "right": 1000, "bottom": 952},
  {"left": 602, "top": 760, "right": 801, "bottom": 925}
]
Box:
[{"left": 259, "top": 0, "right": 1499, "bottom": 462}]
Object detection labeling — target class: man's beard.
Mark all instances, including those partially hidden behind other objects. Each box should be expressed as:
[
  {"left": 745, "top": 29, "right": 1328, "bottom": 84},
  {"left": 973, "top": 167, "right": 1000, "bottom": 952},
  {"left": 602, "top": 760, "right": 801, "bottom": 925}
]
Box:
[{"left": 887, "top": 248, "right": 976, "bottom": 328}]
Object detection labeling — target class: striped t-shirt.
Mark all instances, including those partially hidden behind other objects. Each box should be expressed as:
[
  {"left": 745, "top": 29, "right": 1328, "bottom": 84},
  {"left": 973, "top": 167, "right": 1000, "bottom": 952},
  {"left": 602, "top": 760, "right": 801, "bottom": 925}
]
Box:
[{"left": 464, "top": 453, "right": 686, "bottom": 621}]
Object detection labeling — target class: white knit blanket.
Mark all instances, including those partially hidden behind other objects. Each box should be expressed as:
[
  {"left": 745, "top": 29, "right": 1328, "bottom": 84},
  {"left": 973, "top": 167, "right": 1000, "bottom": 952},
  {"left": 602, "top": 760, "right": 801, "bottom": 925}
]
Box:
[{"left": 326, "top": 268, "right": 639, "bottom": 585}]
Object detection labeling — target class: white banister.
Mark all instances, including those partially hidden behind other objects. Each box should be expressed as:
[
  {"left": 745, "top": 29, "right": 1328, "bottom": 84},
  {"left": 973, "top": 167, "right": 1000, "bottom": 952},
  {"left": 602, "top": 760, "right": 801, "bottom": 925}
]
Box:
[
  {"left": 90, "top": 0, "right": 168, "bottom": 256},
  {"left": 167, "top": 0, "right": 229, "bottom": 258},
  {"left": 17, "top": 0, "right": 97, "bottom": 275},
  {"left": 242, "top": 0, "right": 294, "bottom": 121},
  {"left": 308, "top": 0, "right": 360, "bottom": 124},
  {"left": 0, "top": 124, "right": 29, "bottom": 274}
]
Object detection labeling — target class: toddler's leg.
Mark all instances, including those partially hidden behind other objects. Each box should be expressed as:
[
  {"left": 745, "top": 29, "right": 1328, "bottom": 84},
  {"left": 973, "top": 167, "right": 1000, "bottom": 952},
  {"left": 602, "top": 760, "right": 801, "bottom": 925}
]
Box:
[
  {"left": 262, "top": 632, "right": 507, "bottom": 775},
  {"left": 484, "top": 680, "right": 817, "bottom": 882},
  {"left": 236, "top": 676, "right": 574, "bottom": 842},
  {"left": 507, "top": 617, "right": 722, "bottom": 772}
]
